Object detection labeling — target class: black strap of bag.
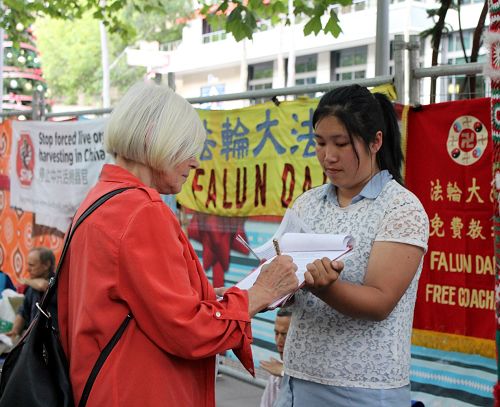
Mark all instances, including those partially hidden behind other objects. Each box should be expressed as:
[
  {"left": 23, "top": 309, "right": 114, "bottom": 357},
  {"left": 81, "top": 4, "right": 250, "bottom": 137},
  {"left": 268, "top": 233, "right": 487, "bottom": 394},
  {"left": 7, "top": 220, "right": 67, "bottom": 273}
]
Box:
[
  {"left": 78, "top": 313, "right": 132, "bottom": 407},
  {"left": 40, "top": 186, "right": 134, "bottom": 406},
  {"left": 72, "top": 187, "right": 135, "bottom": 407},
  {"left": 40, "top": 187, "right": 133, "bottom": 308},
  {"left": 63, "top": 188, "right": 133, "bottom": 407}
]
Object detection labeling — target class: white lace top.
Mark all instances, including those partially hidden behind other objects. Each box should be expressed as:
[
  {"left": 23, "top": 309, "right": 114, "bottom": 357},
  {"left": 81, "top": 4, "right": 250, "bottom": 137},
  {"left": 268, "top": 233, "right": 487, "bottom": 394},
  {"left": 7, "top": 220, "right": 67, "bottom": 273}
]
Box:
[{"left": 283, "top": 180, "right": 429, "bottom": 388}]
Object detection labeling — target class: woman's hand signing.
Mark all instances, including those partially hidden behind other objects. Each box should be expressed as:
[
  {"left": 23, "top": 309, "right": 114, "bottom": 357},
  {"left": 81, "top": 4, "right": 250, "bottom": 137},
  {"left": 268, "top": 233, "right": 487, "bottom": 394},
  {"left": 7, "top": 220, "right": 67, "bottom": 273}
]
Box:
[
  {"left": 248, "top": 255, "right": 298, "bottom": 316},
  {"left": 304, "top": 258, "right": 343, "bottom": 291}
]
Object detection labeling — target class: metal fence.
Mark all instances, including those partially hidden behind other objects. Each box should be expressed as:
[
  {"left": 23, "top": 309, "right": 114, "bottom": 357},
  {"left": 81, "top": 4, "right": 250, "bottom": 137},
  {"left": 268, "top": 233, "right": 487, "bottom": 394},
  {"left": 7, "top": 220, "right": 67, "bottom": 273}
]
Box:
[{"left": 0, "top": 34, "right": 488, "bottom": 120}]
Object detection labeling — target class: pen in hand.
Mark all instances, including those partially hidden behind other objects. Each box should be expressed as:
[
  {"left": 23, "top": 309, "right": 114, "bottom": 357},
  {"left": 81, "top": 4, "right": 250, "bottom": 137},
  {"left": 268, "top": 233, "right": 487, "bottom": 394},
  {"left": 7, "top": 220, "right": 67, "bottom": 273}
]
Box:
[
  {"left": 236, "top": 234, "right": 261, "bottom": 261},
  {"left": 272, "top": 239, "right": 282, "bottom": 256}
]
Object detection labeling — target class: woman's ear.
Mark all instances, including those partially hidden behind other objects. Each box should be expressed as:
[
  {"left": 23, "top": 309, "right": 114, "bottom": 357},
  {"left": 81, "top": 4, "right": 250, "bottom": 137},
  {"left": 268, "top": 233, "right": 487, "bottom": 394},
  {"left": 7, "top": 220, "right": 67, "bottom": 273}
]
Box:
[{"left": 370, "top": 131, "right": 383, "bottom": 154}]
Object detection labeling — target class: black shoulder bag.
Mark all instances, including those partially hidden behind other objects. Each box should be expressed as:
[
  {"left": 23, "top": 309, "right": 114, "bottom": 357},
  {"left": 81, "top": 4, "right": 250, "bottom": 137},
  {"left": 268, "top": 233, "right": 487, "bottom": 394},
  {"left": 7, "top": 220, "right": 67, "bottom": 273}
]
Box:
[{"left": 0, "top": 187, "right": 134, "bottom": 407}]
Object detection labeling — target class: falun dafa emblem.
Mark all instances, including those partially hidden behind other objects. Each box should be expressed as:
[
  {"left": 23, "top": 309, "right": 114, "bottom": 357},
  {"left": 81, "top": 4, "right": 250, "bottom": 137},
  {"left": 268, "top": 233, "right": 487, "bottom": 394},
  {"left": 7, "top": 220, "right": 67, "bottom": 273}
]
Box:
[{"left": 447, "top": 115, "right": 488, "bottom": 166}]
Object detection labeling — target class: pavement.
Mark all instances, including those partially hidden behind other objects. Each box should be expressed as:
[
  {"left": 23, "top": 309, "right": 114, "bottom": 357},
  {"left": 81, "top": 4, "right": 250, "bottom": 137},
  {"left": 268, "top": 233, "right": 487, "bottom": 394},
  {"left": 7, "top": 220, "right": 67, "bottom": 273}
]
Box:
[{"left": 216, "top": 372, "right": 265, "bottom": 407}]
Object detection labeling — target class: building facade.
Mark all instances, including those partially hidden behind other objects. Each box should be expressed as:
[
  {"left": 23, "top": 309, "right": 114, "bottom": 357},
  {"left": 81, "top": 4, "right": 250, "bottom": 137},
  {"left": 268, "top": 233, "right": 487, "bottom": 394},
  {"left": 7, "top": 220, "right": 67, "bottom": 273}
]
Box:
[{"left": 126, "top": 0, "right": 488, "bottom": 107}]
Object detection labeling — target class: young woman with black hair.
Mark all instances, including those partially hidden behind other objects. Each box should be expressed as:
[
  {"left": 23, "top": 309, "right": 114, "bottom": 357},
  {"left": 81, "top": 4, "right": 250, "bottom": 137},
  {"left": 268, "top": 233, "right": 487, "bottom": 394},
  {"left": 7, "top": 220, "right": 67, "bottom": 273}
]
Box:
[{"left": 275, "top": 85, "right": 429, "bottom": 406}]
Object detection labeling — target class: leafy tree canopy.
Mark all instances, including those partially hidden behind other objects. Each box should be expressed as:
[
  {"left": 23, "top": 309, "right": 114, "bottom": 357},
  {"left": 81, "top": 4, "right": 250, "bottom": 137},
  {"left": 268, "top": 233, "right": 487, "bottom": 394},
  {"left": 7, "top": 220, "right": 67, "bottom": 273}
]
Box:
[
  {"left": 199, "top": 0, "right": 353, "bottom": 42},
  {"left": 34, "top": 0, "right": 192, "bottom": 104},
  {"left": 1, "top": 0, "right": 188, "bottom": 44}
]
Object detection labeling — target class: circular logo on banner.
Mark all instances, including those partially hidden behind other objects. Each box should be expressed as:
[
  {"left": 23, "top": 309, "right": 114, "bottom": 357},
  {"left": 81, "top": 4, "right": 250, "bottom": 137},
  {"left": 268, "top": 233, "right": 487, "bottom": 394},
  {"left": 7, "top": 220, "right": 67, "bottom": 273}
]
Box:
[
  {"left": 4, "top": 217, "right": 13, "bottom": 244},
  {"left": 24, "top": 223, "right": 33, "bottom": 249},
  {"left": 447, "top": 115, "right": 488, "bottom": 166},
  {"left": 16, "top": 132, "right": 35, "bottom": 187},
  {"left": 0, "top": 191, "right": 5, "bottom": 212},
  {"left": 0, "top": 244, "right": 5, "bottom": 269},
  {"left": 12, "top": 248, "right": 23, "bottom": 278},
  {"left": 0, "top": 131, "right": 8, "bottom": 157}
]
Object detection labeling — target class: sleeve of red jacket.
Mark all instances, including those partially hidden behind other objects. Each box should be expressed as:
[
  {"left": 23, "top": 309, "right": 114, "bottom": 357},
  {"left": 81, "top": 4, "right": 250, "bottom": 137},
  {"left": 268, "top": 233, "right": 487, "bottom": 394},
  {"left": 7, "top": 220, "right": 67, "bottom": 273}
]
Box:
[{"left": 116, "top": 201, "right": 255, "bottom": 372}]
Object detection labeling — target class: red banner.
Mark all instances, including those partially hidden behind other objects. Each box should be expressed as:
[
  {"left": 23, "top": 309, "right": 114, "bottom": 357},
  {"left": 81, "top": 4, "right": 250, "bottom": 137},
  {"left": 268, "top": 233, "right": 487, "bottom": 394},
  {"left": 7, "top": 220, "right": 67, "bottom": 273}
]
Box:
[{"left": 406, "top": 98, "right": 494, "bottom": 350}]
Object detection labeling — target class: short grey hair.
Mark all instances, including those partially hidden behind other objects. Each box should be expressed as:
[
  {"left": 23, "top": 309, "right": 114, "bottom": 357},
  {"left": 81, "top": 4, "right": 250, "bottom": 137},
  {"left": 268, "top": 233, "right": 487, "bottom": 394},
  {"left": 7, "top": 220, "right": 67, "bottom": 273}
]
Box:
[{"left": 104, "top": 81, "right": 206, "bottom": 172}]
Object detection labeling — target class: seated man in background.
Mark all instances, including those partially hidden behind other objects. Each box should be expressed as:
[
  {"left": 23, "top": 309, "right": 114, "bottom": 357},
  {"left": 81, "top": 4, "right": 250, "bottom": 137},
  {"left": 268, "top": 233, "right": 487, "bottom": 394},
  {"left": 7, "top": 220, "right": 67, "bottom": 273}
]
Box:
[
  {"left": 6, "top": 247, "right": 55, "bottom": 339},
  {"left": 260, "top": 308, "right": 292, "bottom": 407}
]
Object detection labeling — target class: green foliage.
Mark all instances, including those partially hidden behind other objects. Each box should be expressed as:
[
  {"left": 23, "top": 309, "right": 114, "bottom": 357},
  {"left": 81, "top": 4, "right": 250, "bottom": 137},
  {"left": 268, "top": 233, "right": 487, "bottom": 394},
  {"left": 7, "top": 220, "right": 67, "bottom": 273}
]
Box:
[
  {"left": 1, "top": 0, "right": 190, "bottom": 45},
  {"left": 2, "top": 0, "right": 126, "bottom": 45},
  {"left": 34, "top": 14, "right": 105, "bottom": 105},
  {"left": 121, "top": 0, "right": 192, "bottom": 43},
  {"left": 32, "top": 0, "right": 192, "bottom": 105},
  {"left": 200, "top": 0, "right": 351, "bottom": 41}
]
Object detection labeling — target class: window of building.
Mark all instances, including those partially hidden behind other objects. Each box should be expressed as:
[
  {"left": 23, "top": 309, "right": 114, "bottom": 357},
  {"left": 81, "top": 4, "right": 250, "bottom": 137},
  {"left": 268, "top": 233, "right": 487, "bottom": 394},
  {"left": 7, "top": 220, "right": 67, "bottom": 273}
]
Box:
[
  {"left": 444, "top": 55, "right": 487, "bottom": 100},
  {"left": 331, "top": 46, "right": 367, "bottom": 82},
  {"left": 295, "top": 54, "right": 317, "bottom": 95},
  {"left": 295, "top": 55, "right": 317, "bottom": 74},
  {"left": 202, "top": 18, "right": 226, "bottom": 44},
  {"left": 353, "top": 0, "right": 367, "bottom": 11},
  {"left": 283, "top": 54, "right": 318, "bottom": 98},
  {"left": 460, "top": 0, "right": 484, "bottom": 5},
  {"left": 248, "top": 62, "right": 273, "bottom": 104},
  {"left": 338, "top": 0, "right": 367, "bottom": 13},
  {"left": 341, "top": 4, "right": 352, "bottom": 13},
  {"left": 447, "top": 30, "right": 473, "bottom": 53},
  {"left": 442, "top": 29, "right": 488, "bottom": 101}
]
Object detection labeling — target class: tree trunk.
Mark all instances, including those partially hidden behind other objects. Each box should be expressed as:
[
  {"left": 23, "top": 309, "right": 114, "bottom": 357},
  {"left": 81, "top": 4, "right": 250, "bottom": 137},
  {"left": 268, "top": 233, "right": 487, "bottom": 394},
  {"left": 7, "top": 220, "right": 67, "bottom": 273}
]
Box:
[
  {"left": 430, "top": 0, "right": 452, "bottom": 103},
  {"left": 457, "top": 0, "right": 471, "bottom": 99},
  {"left": 467, "top": 0, "right": 488, "bottom": 97}
]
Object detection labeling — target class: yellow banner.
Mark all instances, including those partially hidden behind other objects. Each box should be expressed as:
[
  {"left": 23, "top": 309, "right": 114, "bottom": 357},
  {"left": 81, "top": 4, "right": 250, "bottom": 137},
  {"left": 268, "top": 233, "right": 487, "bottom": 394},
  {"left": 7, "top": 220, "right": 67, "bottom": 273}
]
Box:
[
  {"left": 178, "top": 84, "right": 396, "bottom": 216},
  {"left": 178, "top": 98, "right": 325, "bottom": 216}
]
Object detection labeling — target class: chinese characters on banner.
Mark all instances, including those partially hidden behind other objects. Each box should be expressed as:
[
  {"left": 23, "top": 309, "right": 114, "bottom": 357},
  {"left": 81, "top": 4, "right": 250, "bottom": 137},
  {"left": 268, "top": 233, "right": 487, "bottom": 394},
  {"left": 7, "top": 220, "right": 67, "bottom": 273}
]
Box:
[
  {"left": 405, "top": 98, "right": 495, "bottom": 356},
  {"left": 9, "top": 119, "right": 109, "bottom": 231},
  {"left": 0, "top": 121, "right": 64, "bottom": 282},
  {"left": 176, "top": 99, "right": 327, "bottom": 216}
]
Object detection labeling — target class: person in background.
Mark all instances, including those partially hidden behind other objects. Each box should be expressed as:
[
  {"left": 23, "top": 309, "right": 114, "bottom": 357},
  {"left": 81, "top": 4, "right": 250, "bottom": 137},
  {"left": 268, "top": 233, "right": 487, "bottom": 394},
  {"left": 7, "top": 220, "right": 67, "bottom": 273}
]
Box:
[
  {"left": 274, "top": 85, "right": 429, "bottom": 407},
  {"left": 57, "top": 81, "right": 306, "bottom": 407},
  {"left": 260, "top": 308, "right": 291, "bottom": 407},
  {"left": 0, "top": 270, "right": 15, "bottom": 292},
  {"left": 6, "top": 247, "right": 55, "bottom": 338}
]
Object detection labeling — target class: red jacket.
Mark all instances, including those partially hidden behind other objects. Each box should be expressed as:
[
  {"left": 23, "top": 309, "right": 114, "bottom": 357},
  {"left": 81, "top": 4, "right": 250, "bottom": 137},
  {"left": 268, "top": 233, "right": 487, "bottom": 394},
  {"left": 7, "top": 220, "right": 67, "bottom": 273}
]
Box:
[{"left": 58, "top": 164, "right": 254, "bottom": 407}]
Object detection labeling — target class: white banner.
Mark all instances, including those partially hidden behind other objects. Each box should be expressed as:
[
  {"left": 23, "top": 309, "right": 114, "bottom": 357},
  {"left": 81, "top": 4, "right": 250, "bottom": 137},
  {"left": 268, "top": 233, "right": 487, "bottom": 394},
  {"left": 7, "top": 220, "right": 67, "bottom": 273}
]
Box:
[{"left": 10, "top": 119, "right": 109, "bottom": 228}]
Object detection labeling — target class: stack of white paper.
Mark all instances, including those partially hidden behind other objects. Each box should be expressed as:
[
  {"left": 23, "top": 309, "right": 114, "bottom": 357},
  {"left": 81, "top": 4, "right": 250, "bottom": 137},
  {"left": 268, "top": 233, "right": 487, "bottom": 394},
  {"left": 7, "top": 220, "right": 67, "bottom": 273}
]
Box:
[{"left": 236, "top": 232, "right": 354, "bottom": 309}]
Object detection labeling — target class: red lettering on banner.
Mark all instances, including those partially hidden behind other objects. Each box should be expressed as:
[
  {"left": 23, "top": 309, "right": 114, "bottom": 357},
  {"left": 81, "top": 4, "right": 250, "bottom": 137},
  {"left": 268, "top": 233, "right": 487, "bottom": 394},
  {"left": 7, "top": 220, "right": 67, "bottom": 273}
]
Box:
[
  {"left": 222, "top": 169, "right": 233, "bottom": 209},
  {"left": 205, "top": 169, "right": 217, "bottom": 208},
  {"left": 236, "top": 167, "right": 247, "bottom": 209},
  {"left": 255, "top": 164, "right": 267, "bottom": 207},
  {"left": 281, "top": 163, "right": 295, "bottom": 208},
  {"left": 192, "top": 168, "right": 204, "bottom": 196},
  {"left": 303, "top": 166, "right": 312, "bottom": 192}
]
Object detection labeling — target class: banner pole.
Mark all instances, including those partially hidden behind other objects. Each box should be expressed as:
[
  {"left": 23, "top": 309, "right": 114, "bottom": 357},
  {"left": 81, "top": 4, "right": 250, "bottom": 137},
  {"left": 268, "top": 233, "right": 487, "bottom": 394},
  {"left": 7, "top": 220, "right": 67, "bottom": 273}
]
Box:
[{"left": 489, "top": 0, "right": 500, "bottom": 402}]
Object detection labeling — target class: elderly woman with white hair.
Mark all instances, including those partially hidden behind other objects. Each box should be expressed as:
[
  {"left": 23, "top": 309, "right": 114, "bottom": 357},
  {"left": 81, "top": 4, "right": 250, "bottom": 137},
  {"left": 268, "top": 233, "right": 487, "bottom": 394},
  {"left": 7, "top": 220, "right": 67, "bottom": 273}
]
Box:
[{"left": 57, "top": 81, "right": 302, "bottom": 407}]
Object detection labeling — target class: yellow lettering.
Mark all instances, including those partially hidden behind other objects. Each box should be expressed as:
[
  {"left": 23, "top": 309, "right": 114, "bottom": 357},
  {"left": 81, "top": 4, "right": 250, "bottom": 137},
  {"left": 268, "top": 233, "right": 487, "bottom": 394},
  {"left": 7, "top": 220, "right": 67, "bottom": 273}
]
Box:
[
  {"left": 483, "top": 256, "right": 494, "bottom": 276},
  {"left": 429, "top": 251, "right": 471, "bottom": 273},
  {"left": 475, "top": 255, "right": 484, "bottom": 274},
  {"left": 458, "top": 287, "right": 469, "bottom": 307},
  {"left": 430, "top": 251, "right": 440, "bottom": 271},
  {"left": 437, "top": 252, "right": 448, "bottom": 271},
  {"left": 457, "top": 288, "right": 494, "bottom": 310},
  {"left": 425, "top": 284, "right": 433, "bottom": 302},
  {"left": 424, "top": 284, "right": 456, "bottom": 305}
]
